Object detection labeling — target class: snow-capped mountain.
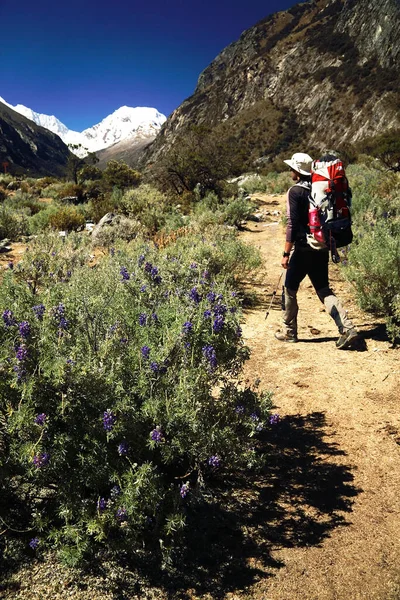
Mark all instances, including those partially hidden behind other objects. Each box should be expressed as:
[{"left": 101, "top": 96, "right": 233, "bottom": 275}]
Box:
[{"left": 0, "top": 97, "right": 166, "bottom": 156}]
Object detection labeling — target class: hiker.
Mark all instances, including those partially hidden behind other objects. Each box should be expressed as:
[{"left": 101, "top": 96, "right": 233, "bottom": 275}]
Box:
[{"left": 275, "top": 152, "right": 358, "bottom": 349}]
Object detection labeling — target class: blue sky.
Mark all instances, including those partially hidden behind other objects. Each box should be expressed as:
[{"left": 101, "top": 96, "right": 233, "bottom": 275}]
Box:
[{"left": 1, "top": 0, "right": 299, "bottom": 131}]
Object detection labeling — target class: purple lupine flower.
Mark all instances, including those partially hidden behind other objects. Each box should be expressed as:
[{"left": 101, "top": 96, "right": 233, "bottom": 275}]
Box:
[
  {"left": 97, "top": 497, "right": 107, "bottom": 512},
  {"left": 140, "top": 285, "right": 147, "bottom": 292},
  {"left": 103, "top": 409, "right": 117, "bottom": 432},
  {"left": 141, "top": 345, "right": 150, "bottom": 359},
  {"left": 33, "top": 304, "right": 46, "bottom": 320},
  {"left": 202, "top": 344, "right": 217, "bottom": 371},
  {"left": 8, "top": 261, "right": 14, "bottom": 270},
  {"left": 208, "top": 455, "right": 221, "bottom": 468},
  {"left": 182, "top": 321, "right": 193, "bottom": 335},
  {"left": 189, "top": 287, "right": 201, "bottom": 304},
  {"left": 250, "top": 412, "right": 259, "bottom": 422},
  {"left": 18, "top": 321, "right": 31, "bottom": 339},
  {"left": 58, "top": 317, "right": 69, "bottom": 331},
  {"left": 52, "top": 303, "right": 65, "bottom": 318},
  {"left": 66, "top": 358, "right": 76, "bottom": 366},
  {"left": 110, "top": 247, "right": 115, "bottom": 256},
  {"left": 29, "top": 537, "right": 39, "bottom": 549},
  {"left": 202, "top": 270, "right": 210, "bottom": 279},
  {"left": 207, "top": 291, "right": 217, "bottom": 303},
  {"left": 153, "top": 275, "right": 162, "bottom": 285},
  {"left": 230, "top": 307, "right": 237, "bottom": 314},
  {"left": 2, "top": 309, "right": 16, "bottom": 327},
  {"left": 150, "top": 427, "right": 164, "bottom": 443},
  {"left": 212, "top": 315, "right": 225, "bottom": 333},
  {"left": 180, "top": 483, "right": 189, "bottom": 498},
  {"left": 150, "top": 361, "right": 159, "bottom": 372},
  {"left": 117, "top": 441, "right": 128, "bottom": 456},
  {"left": 231, "top": 291, "right": 237, "bottom": 297},
  {"left": 139, "top": 313, "right": 147, "bottom": 326},
  {"left": 151, "top": 313, "right": 159, "bottom": 323},
  {"left": 51, "top": 251, "right": 57, "bottom": 257},
  {"left": 236, "top": 326, "right": 243, "bottom": 338},
  {"left": 190, "top": 262, "right": 198, "bottom": 269},
  {"left": 235, "top": 405, "right": 245, "bottom": 415},
  {"left": 116, "top": 507, "right": 127, "bottom": 522},
  {"left": 66, "top": 270, "right": 72, "bottom": 278},
  {"left": 120, "top": 337, "right": 128, "bottom": 345},
  {"left": 13, "top": 364, "right": 27, "bottom": 382},
  {"left": 16, "top": 345, "right": 28, "bottom": 361},
  {"left": 120, "top": 266, "right": 130, "bottom": 281},
  {"left": 35, "top": 413, "right": 47, "bottom": 426},
  {"left": 203, "top": 309, "right": 212, "bottom": 319},
  {"left": 213, "top": 303, "right": 227, "bottom": 316},
  {"left": 269, "top": 414, "right": 280, "bottom": 425},
  {"left": 110, "top": 485, "right": 121, "bottom": 498},
  {"left": 150, "top": 266, "right": 158, "bottom": 277},
  {"left": 138, "top": 254, "right": 145, "bottom": 266},
  {"left": 109, "top": 322, "right": 119, "bottom": 333},
  {"left": 32, "top": 453, "right": 50, "bottom": 468},
  {"left": 144, "top": 261, "right": 153, "bottom": 273},
  {"left": 184, "top": 342, "right": 191, "bottom": 351}
]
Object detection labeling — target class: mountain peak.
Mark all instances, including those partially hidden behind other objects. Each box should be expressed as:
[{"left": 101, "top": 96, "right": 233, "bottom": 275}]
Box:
[{"left": 0, "top": 97, "right": 166, "bottom": 156}]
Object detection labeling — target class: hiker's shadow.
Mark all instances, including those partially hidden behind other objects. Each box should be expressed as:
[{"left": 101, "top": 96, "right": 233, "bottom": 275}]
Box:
[{"left": 156, "top": 411, "right": 360, "bottom": 599}]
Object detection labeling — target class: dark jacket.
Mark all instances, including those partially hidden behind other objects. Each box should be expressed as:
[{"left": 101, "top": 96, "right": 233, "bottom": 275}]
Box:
[{"left": 285, "top": 180, "right": 311, "bottom": 247}]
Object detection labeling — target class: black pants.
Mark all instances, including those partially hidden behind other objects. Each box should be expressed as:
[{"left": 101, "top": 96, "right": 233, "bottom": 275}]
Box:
[{"left": 285, "top": 246, "right": 331, "bottom": 293}]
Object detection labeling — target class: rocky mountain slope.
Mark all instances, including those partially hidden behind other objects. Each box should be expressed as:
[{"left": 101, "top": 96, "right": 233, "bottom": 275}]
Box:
[
  {"left": 0, "top": 101, "right": 71, "bottom": 177},
  {"left": 143, "top": 0, "right": 400, "bottom": 168},
  {"left": 0, "top": 97, "right": 166, "bottom": 157}
]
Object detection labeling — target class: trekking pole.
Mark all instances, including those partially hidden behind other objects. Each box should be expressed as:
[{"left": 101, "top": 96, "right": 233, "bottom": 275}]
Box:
[{"left": 265, "top": 271, "right": 284, "bottom": 320}]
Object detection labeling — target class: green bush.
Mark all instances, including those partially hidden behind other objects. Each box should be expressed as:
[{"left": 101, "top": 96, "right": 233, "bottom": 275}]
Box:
[
  {"left": 344, "top": 164, "right": 400, "bottom": 342},
  {"left": 192, "top": 192, "right": 256, "bottom": 230},
  {"left": 0, "top": 205, "right": 29, "bottom": 240},
  {"left": 239, "top": 172, "right": 291, "bottom": 195},
  {"left": 0, "top": 235, "right": 271, "bottom": 569},
  {"left": 29, "top": 205, "right": 86, "bottom": 233},
  {"left": 4, "top": 191, "right": 46, "bottom": 216},
  {"left": 120, "top": 184, "right": 172, "bottom": 234}
]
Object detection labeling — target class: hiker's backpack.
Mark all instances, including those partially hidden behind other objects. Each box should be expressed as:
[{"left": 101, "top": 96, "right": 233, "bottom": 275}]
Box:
[{"left": 308, "top": 155, "right": 353, "bottom": 262}]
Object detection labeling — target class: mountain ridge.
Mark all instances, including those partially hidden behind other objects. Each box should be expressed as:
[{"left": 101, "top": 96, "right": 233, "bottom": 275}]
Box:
[
  {"left": 0, "top": 97, "right": 166, "bottom": 157},
  {"left": 142, "top": 0, "right": 400, "bottom": 169}
]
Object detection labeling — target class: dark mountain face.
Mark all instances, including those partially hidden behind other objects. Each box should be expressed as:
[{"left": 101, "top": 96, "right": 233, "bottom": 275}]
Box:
[
  {"left": 0, "top": 101, "right": 71, "bottom": 177},
  {"left": 143, "top": 0, "right": 400, "bottom": 168}
]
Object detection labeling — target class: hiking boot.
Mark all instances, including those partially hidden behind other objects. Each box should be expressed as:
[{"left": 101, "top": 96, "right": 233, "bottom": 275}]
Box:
[
  {"left": 275, "top": 330, "right": 298, "bottom": 343},
  {"left": 336, "top": 328, "right": 359, "bottom": 350}
]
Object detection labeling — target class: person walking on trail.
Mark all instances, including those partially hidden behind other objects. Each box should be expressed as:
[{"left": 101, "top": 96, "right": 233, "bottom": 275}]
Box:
[{"left": 274, "top": 152, "right": 359, "bottom": 350}]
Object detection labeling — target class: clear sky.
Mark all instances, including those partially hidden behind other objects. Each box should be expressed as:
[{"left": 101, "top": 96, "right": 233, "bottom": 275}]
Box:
[{"left": 1, "top": 0, "right": 300, "bottom": 131}]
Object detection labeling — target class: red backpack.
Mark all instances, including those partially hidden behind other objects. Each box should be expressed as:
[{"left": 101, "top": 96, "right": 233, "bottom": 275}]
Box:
[{"left": 308, "top": 155, "right": 353, "bottom": 262}]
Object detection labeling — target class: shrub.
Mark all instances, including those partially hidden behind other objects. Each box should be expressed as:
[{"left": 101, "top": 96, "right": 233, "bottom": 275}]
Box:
[
  {"left": 4, "top": 191, "right": 46, "bottom": 216},
  {"left": 344, "top": 164, "right": 400, "bottom": 343},
  {"left": 239, "top": 172, "right": 291, "bottom": 195},
  {"left": 0, "top": 236, "right": 271, "bottom": 569},
  {"left": 103, "top": 161, "right": 141, "bottom": 190},
  {"left": 29, "top": 205, "right": 86, "bottom": 233},
  {"left": 120, "top": 184, "right": 171, "bottom": 234},
  {"left": 0, "top": 205, "right": 29, "bottom": 240},
  {"left": 48, "top": 205, "right": 86, "bottom": 231}
]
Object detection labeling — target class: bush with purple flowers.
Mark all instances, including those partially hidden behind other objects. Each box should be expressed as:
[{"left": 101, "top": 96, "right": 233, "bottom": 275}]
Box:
[{"left": 0, "top": 228, "right": 271, "bottom": 570}]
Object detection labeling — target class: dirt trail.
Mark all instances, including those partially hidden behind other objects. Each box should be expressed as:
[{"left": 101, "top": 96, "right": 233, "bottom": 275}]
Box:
[{"left": 238, "top": 193, "right": 400, "bottom": 600}]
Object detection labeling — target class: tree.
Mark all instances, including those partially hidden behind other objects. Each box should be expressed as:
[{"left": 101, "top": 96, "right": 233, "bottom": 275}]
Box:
[
  {"left": 103, "top": 160, "right": 141, "bottom": 189},
  {"left": 150, "top": 126, "right": 242, "bottom": 198},
  {"left": 359, "top": 130, "right": 400, "bottom": 172},
  {"left": 67, "top": 144, "right": 86, "bottom": 184}
]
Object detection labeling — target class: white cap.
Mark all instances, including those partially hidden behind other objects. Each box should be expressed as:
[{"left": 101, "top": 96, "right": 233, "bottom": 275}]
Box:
[{"left": 283, "top": 152, "right": 313, "bottom": 176}]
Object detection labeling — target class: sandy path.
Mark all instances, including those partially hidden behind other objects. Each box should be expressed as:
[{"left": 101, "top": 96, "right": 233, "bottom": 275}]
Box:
[{"left": 238, "top": 194, "right": 400, "bottom": 600}]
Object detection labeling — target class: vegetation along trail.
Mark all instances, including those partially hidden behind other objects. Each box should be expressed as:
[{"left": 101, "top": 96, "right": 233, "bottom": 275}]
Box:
[{"left": 237, "top": 192, "right": 400, "bottom": 600}]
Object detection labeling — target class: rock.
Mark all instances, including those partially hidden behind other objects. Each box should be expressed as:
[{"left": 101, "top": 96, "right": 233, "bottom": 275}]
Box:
[{"left": 91, "top": 213, "right": 121, "bottom": 241}]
